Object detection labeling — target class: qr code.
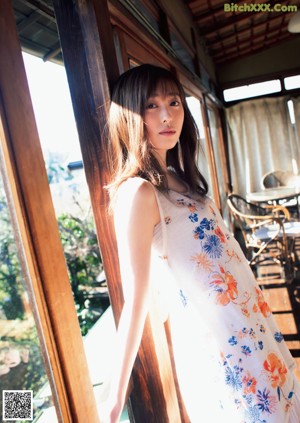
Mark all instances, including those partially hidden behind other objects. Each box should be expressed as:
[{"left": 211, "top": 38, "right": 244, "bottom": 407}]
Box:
[{"left": 2, "top": 390, "right": 33, "bottom": 421}]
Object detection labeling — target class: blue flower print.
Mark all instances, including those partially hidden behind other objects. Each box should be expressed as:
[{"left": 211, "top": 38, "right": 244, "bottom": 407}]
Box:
[
  {"left": 209, "top": 219, "right": 216, "bottom": 230},
  {"left": 193, "top": 226, "right": 205, "bottom": 240},
  {"left": 164, "top": 216, "right": 171, "bottom": 225},
  {"left": 257, "top": 388, "right": 277, "bottom": 414},
  {"left": 258, "top": 341, "right": 263, "bottom": 350},
  {"left": 193, "top": 217, "right": 212, "bottom": 239},
  {"left": 203, "top": 234, "right": 223, "bottom": 258},
  {"left": 249, "top": 328, "right": 255, "bottom": 338},
  {"left": 259, "top": 324, "right": 266, "bottom": 333},
  {"left": 274, "top": 332, "right": 284, "bottom": 342},
  {"left": 244, "top": 405, "right": 262, "bottom": 422},
  {"left": 189, "top": 213, "right": 198, "bottom": 223},
  {"left": 200, "top": 217, "right": 211, "bottom": 230},
  {"left": 225, "top": 365, "right": 242, "bottom": 391},
  {"left": 241, "top": 345, "right": 252, "bottom": 356},
  {"left": 228, "top": 336, "right": 238, "bottom": 346}
]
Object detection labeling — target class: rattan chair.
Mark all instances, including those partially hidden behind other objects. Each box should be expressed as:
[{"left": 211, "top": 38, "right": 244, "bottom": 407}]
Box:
[{"left": 227, "top": 194, "right": 291, "bottom": 274}]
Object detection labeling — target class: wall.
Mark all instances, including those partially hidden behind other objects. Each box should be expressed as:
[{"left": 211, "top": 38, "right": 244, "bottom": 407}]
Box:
[{"left": 218, "top": 37, "right": 300, "bottom": 88}]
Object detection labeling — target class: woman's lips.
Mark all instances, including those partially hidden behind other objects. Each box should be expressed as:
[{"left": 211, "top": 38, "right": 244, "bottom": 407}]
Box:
[{"left": 159, "top": 129, "right": 176, "bottom": 135}]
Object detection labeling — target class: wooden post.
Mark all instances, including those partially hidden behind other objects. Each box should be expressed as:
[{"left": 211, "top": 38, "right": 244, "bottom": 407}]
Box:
[
  {"left": 52, "top": 0, "right": 182, "bottom": 421},
  {"left": 0, "top": 1, "right": 99, "bottom": 422},
  {"left": 202, "top": 95, "right": 222, "bottom": 210}
]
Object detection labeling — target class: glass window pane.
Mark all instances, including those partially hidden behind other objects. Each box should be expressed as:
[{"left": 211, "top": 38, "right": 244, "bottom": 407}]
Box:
[
  {"left": 186, "top": 96, "right": 214, "bottom": 193},
  {"left": 0, "top": 175, "right": 58, "bottom": 422},
  {"left": 284, "top": 74, "right": 300, "bottom": 90},
  {"left": 207, "top": 108, "right": 230, "bottom": 227},
  {"left": 223, "top": 80, "right": 281, "bottom": 102},
  {"left": 22, "top": 52, "right": 110, "bottom": 338},
  {"left": 22, "top": 52, "right": 129, "bottom": 420}
]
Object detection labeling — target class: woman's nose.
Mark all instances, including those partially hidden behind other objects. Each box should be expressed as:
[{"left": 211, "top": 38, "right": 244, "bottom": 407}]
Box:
[{"left": 161, "top": 107, "right": 171, "bottom": 123}]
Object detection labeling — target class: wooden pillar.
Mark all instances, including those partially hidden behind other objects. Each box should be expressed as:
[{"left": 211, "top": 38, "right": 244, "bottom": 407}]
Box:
[
  {"left": 202, "top": 95, "right": 222, "bottom": 210},
  {"left": 52, "top": 0, "right": 181, "bottom": 421},
  {"left": 0, "top": 1, "right": 99, "bottom": 422}
]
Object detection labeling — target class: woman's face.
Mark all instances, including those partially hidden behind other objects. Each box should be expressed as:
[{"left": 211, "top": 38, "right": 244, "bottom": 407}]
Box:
[{"left": 143, "top": 84, "right": 184, "bottom": 159}]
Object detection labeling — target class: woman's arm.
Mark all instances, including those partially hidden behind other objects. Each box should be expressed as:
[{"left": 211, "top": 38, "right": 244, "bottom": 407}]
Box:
[{"left": 99, "top": 179, "right": 160, "bottom": 423}]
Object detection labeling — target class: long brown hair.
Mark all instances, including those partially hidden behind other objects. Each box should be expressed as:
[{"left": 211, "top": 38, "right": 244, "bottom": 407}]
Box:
[{"left": 106, "top": 64, "right": 208, "bottom": 204}]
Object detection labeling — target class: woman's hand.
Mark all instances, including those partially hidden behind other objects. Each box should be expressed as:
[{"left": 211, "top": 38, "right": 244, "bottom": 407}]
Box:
[{"left": 98, "top": 399, "right": 123, "bottom": 423}]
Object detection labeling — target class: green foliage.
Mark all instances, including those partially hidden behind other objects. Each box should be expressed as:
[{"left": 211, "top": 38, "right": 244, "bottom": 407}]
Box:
[
  {"left": 0, "top": 187, "right": 25, "bottom": 320},
  {"left": 57, "top": 212, "right": 106, "bottom": 335},
  {"left": 1, "top": 168, "right": 106, "bottom": 334},
  {"left": 0, "top": 186, "right": 49, "bottom": 415},
  {"left": 46, "top": 152, "right": 74, "bottom": 184},
  {"left": 0, "top": 179, "right": 106, "bottom": 408}
]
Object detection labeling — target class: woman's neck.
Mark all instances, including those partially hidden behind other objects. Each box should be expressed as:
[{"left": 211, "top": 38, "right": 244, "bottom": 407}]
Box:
[
  {"left": 166, "top": 169, "right": 188, "bottom": 194},
  {"left": 152, "top": 150, "right": 167, "bottom": 171},
  {"left": 151, "top": 150, "right": 188, "bottom": 193}
]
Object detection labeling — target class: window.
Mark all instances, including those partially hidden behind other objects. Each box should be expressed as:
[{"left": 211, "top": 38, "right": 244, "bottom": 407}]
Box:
[
  {"left": 0, "top": 168, "right": 59, "bottom": 422},
  {"left": 223, "top": 80, "right": 281, "bottom": 102},
  {"left": 284, "top": 74, "right": 300, "bottom": 91}
]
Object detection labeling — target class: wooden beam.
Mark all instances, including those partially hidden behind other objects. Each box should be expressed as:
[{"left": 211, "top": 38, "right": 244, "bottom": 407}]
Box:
[
  {"left": 19, "top": 0, "right": 56, "bottom": 21},
  {"left": 0, "top": 1, "right": 99, "bottom": 422},
  {"left": 192, "top": 2, "right": 228, "bottom": 21},
  {"left": 17, "top": 10, "right": 40, "bottom": 32},
  {"left": 215, "top": 32, "right": 294, "bottom": 64},
  {"left": 200, "top": 10, "right": 291, "bottom": 36},
  {"left": 211, "top": 21, "right": 291, "bottom": 56},
  {"left": 42, "top": 42, "right": 61, "bottom": 61},
  {"left": 52, "top": 0, "right": 182, "bottom": 420}
]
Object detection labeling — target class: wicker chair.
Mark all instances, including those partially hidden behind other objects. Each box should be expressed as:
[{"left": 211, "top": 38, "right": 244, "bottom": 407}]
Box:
[
  {"left": 262, "top": 171, "right": 300, "bottom": 218},
  {"left": 227, "top": 194, "right": 292, "bottom": 276}
]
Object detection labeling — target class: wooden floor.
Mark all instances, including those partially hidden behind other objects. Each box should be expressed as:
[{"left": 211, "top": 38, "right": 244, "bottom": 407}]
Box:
[{"left": 256, "top": 258, "right": 300, "bottom": 382}]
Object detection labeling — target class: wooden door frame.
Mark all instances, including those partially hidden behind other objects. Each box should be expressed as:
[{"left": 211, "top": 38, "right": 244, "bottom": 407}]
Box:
[
  {"left": 52, "top": 0, "right": 183, "bottom": 421},
  {"left": 0, "top": 1, "right": 99, "bottom": 422}
]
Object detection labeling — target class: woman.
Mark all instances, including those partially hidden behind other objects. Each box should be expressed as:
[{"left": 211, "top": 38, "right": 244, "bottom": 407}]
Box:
[{"left": 101, "top": 64, "right": 300, "bottom": 422}]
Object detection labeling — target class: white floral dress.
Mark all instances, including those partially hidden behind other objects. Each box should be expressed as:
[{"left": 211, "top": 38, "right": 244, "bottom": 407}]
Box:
[{"left": 152, "top": 189, "right": 300, "bottom": 423}]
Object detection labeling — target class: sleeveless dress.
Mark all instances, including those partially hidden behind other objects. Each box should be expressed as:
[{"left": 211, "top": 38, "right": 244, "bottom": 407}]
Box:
[{"left": 151, "top": 188, "right": 300, "bottom": 423}]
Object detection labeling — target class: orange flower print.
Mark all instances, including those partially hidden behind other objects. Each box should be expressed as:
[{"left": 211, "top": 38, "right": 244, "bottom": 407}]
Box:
[
  {"left": 210, "top": 269, "right": 238, "bottom": 305},
  {"left": 209, "top": 205, "right": 216, "bottom": 216},
  {"left": 243, "top": 371, "right": 257, "bottom": 394},
  {"left": 253, "top": 288, "right": 271, "bottom": 317},
  {"left": 188, "top": 203, "right": 197, "bottom": 213},
  {"left": 263, "top": 352, "right": 287, "bottom": 388},
  {"left": 190, "top": 253, "right": 213, "bottom": 273},
  {"left": 215, "top": 226, "right": 226, "bottom": 243},
  {"left": 226, "top": 249, "right": 242, "bottom": 263},
  {"left": 241, "top": 306, "right": 250, "bottom": 318}
]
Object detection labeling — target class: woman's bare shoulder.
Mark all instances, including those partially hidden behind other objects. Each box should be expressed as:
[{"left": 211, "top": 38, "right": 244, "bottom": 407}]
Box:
[
  {"left": 116, "top": 177, "right": 155, "bottom": 202},
  {"left": 114, "top": 178, "right": 160, "bottom": 224}
]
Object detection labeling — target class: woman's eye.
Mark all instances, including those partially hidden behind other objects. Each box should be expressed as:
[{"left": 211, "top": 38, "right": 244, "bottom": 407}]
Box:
[
  {"left": 146, "top": 103, "right": 157, "bottom": 109},
  {"left": 170, "top": 100, "right": 180, "bottom": 106}
]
